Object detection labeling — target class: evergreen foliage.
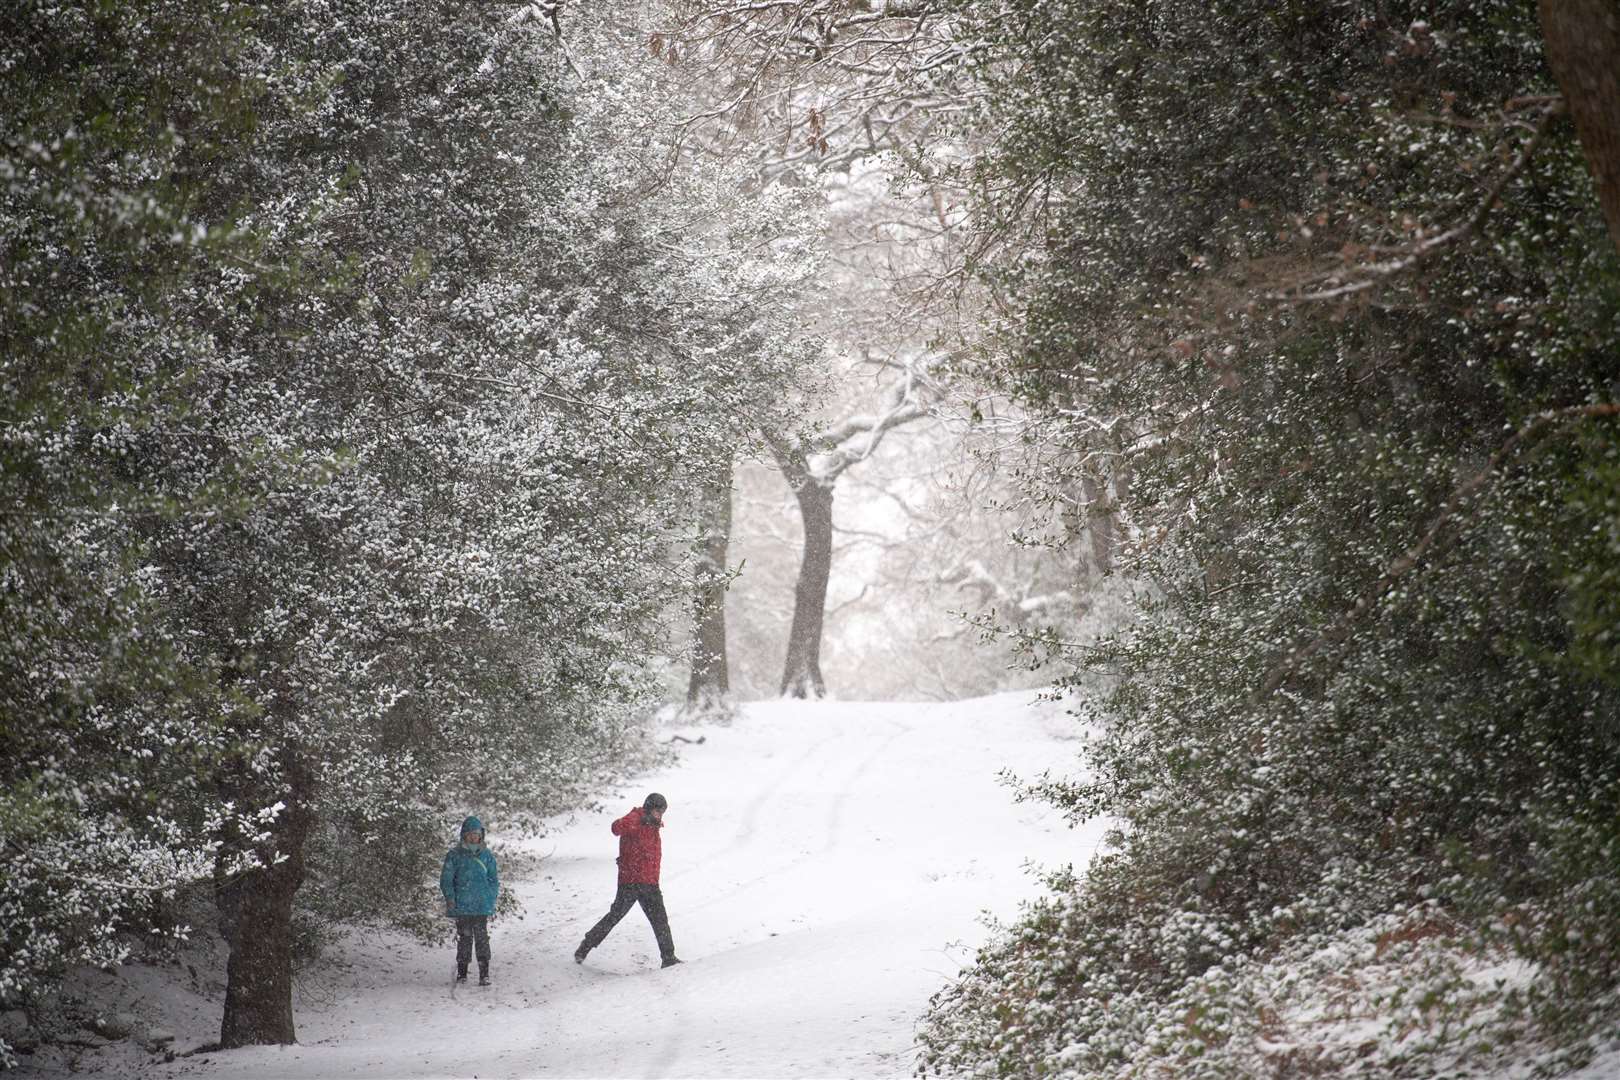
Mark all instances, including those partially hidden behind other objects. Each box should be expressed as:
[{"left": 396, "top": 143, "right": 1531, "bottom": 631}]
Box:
[
  {"left": 1, "top": 0, "right": 821, "bottom": 1055},
  {"left": 915, "top": 1, "right": 1620, "bottom": 1075},
  {"left": 1, "top": 0, "right": 300, "bottom": 1046}
]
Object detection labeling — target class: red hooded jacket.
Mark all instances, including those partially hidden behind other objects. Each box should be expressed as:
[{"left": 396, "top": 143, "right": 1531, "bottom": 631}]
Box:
[{"left": 612, "top": 806, "right": 662, "bottom": 885}]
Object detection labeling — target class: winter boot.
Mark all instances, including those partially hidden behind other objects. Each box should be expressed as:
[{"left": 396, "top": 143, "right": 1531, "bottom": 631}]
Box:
[
  {"left": 478, "top": 967, "right": 491, "bottom": 987},
  {"left": 661, "top": 956, "right": 683, "bottom": 969},
  {"left": 573, "top": 943, "right": 589, "bottom": 964},
  {"left": 455, "top": 966, "right": 468, "bottom": 983}
]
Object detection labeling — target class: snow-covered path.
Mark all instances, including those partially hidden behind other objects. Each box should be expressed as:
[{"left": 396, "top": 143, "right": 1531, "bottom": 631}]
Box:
[{"left": 129, "top": 693, "right": 1099, "bottom": 1079}]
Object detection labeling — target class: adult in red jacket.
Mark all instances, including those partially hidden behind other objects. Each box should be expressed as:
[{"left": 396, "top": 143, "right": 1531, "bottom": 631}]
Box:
[{"left": 575, "top": 793, "right": 681, "bottom": 968}]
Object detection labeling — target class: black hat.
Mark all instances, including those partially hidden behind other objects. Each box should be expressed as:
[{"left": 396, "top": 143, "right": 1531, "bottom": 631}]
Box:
[{"left": 643, "top": 792, "right": 668, "bottom": 812}]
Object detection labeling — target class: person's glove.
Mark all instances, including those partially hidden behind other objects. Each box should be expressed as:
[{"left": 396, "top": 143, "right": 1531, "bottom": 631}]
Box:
[{"left": 444, "top": 899, "right": 454, "bottom": 916}]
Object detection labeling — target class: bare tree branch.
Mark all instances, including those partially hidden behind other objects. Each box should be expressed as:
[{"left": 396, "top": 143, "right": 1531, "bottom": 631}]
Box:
[
  {"left": 1270, "top": 100, "right": 1561, "bottom": 304},
  {"left": 1268, "top": 100, "right": 1565, "bottom": 304}
]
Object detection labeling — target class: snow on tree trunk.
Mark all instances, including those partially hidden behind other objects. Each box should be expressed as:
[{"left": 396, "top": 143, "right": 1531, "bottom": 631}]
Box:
[
  {"left": 686, "top": 461, "right": 734, "bottom": 715},
  {"left": 780, "top": 475, "right": 833, "bottom": 699},
  {"left": 1540, "top": 0, "right": 1620, "bottom": 257},
  {"left": 216, "top": 761, "right": 314, "bottom": 1049}
]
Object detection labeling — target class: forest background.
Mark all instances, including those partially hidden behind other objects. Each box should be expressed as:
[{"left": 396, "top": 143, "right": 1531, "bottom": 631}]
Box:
[{"left": 3, "top": 0, "right": 1620, "bottom": 1076}]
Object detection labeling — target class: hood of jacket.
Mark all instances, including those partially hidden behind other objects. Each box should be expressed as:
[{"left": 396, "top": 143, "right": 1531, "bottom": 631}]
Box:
[{"left": 460, "top": 815, "right": 485, "bottom": 841}]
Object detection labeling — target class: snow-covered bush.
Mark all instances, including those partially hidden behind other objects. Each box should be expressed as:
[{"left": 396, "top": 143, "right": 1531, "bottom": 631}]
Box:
[{"left": 925, "top": 892, "right": 1617, "bottom": 1078}]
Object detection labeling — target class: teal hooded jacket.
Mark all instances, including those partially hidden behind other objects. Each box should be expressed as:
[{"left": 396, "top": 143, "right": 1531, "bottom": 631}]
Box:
[{"left": 440, "top": 815, "right": 499, "bottom": 917}]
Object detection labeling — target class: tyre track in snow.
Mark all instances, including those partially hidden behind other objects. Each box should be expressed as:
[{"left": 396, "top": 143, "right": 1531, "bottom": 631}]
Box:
[
  {"left": 628, "top": 710, "right": 860, "bottom": 1077},
  {"left": 622, "top": 709, "right": 918, "bottom": 1077},
  {"left": 674, "top": 710, "right": 910, "bottom": 919},
  {"left": 821, "top": 713, "right": 911, "bottom": 854},
  {"left": 639, "top": 962, "right": 693, "bottom": 1079},
  {"left": 728, "top": 721, "right": 847, "bottom": 848}
]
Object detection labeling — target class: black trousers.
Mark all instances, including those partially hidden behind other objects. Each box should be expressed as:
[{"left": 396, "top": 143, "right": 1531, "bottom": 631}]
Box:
[
  {"left": 582, "top": 883, "right": 675, "bottom": 961},
  {"left": 455, "top": 915, "right": 491, "bottom": 973}
]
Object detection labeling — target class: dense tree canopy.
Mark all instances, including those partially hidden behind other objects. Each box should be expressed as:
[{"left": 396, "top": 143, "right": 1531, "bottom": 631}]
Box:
[
  {"left": 913, "top": 1, "right": 1620, "bottom": 1075},
  {"left": 1, "top": 0, "right": 821, "bottom": 1055}
]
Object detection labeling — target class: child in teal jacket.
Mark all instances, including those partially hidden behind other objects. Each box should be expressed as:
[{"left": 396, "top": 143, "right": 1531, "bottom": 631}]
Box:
[{"left": 441, "top": 816, "right": 499, "bottom": 984}]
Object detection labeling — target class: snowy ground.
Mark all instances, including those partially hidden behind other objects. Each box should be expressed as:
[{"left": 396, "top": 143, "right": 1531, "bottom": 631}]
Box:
[{"left": 18, "top": 691, "right": 1097, "bottom": 1079}]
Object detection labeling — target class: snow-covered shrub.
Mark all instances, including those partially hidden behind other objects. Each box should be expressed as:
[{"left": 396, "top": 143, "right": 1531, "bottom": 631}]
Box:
[{"left": 925, "top": 890, "right": 1620, "bottom": 1079}]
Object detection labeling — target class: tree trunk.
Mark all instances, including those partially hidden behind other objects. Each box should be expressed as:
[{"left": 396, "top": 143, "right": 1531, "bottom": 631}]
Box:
[
  {"left": 1540, "top": 0, "right": 1620, "bottom": 257},
  {"left": 780, "top": 473, "right": 833, "bottom": 699},
  {"left": 685, "top": 460, "right": 733, "bottom": 715},
  {"left": 215, "top": 756, "right": 314, "bottom": 1048},
  {"left": 1080, "top": 474, "right": 1115, "bottom": 576}
]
